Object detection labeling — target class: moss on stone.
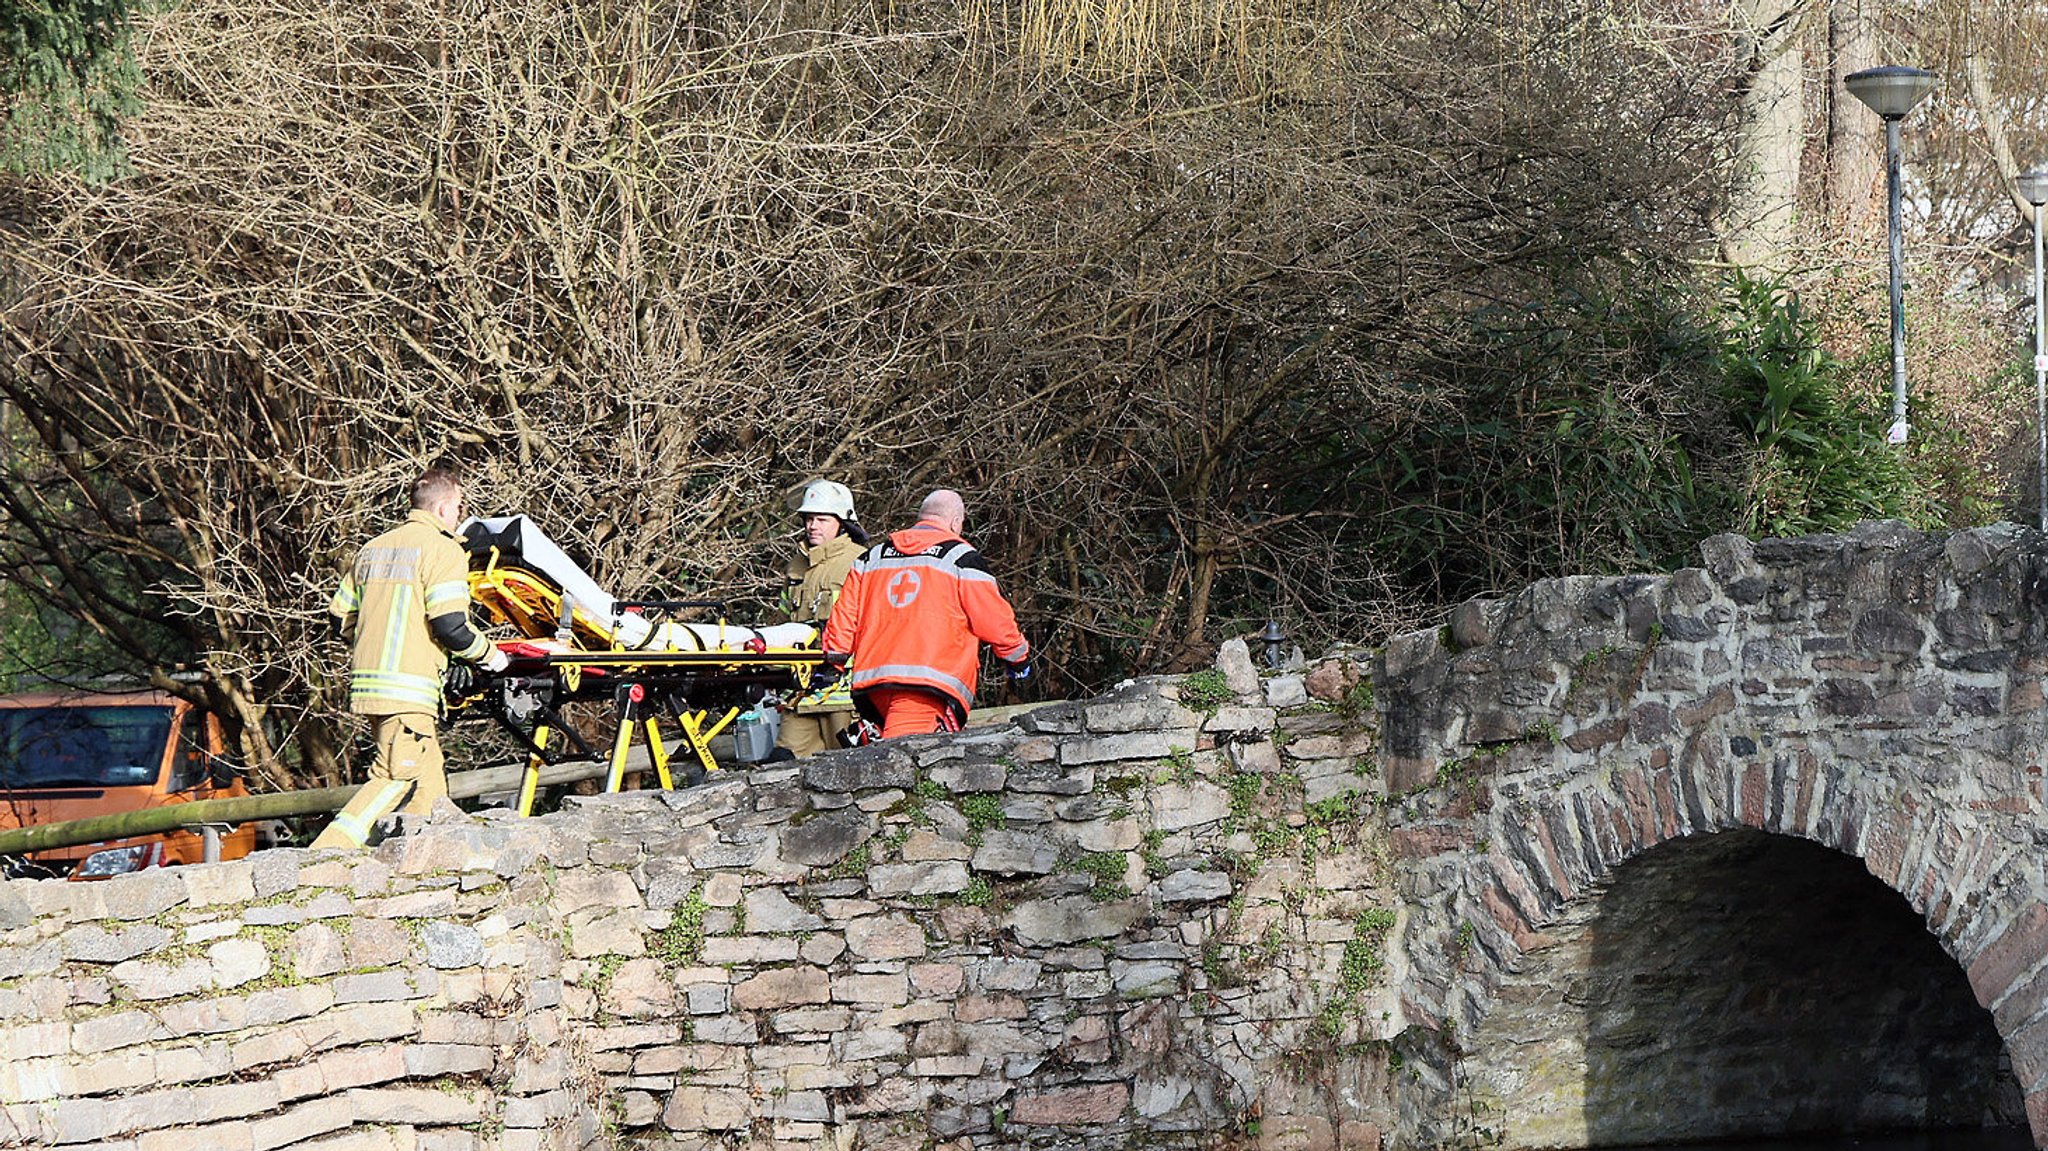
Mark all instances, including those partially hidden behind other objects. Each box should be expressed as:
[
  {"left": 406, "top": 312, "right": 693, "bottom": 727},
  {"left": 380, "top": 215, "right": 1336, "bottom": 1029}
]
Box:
[{"left": 1178, "top": 669, "right": 1233, "bottom": 714}]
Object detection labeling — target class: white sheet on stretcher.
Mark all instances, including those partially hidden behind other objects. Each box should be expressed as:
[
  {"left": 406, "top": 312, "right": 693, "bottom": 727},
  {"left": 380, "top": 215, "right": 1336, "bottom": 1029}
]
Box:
[{"left": 462, "top": 515, "right": 817, "bottom": 653}]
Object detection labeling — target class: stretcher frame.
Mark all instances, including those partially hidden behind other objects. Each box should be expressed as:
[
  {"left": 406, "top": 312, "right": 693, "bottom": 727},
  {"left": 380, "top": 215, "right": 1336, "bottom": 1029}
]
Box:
[{"left": 462, "top": 549, "right": 824, "bottom": 814}]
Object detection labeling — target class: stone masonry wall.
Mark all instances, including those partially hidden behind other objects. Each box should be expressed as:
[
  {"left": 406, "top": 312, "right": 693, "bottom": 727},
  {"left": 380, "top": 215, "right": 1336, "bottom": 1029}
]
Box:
[
  {"left": 1373, "top": 523, "right": 2048, "bottom": 1147},
  {"left": 17, "top": 525, "right": 2036, "bottom": 1151},
  {"left": 0, "top": 661, "right": 1406, "bottom": 1151}
]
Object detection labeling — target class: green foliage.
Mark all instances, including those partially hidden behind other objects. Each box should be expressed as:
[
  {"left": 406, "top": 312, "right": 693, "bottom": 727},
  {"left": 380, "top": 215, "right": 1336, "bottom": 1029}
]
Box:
[
  {"left": 1224, "top": 771, "right": 1263, "bottom": 831},
  {"left": 651, "top": 888, "right": 709, "bottom": 967},
  {"left": 958, "top": 794, "right": 1006, "bottom": 850},
  {"left": 829, "top": 844, "right": 873, "bottom": 881},
  {"left": 1138, "top": 828, "right": 1167, "bottom": 874},
  {"left": 1342, "top": 908, "right": 1398, "bottom": 994},
  {"left": 1578, "top": 643, "right": 1619, "bottom": 668},
  {"left": 1159, "top": 746, "right": 1196, "bottom": 784},
  {"left": 0, "top": 0, "right": 141, "bottom": 180},
  {"left": 1337, "top": 677, "right": 1375, "bottom": 721},
  {"left": 0, "top": 585, "right": 94, "bottom": 690},
  {"left": 1221, "top": 764, "right": 1306, "bottom": 867},
  {"left": 1338, "top": 284, "right": 1731, "bottom": 601},
  {"left": 961, "top": 875, "right": 992, "bottom": 907},
  {"left": 886, "top": 790, "right": 928, "bottom": 826},
  {"left": 1179, "top": 669, "right": 1233, "bottom": 714},
  {"left": 0, "top": 412, "right": 189, "bottom": 690},
  {"left": 1075, "top": 851, "right": 1128, "bottom": 901},
  {"left": 1304, "top": 791, "right": 1366, "bottom": 828},
  {"left": 1716, "top": 273, "right": 1936, "bottom": 536},
  {"left": 1250, "top": 818, "right": 1295, "bottom": 858},
  {"left": 1201, "top": 937, "right": 1234, "bottom": 988},
  {"left": 1431, "top": 749, "right": 1501, "bottom": 802},
  {"left": 1290, "top": 270, "right": 1991, "bottom": 626},
  {"left": 1315, "top": 997, "right": 1351, "bottom": 1039},
  {"left": 959, "top": 793, "right": 1005, "bottom": 831},
  {"left": 1450, "top": 921, "right": 1477, "bottom": 962}
]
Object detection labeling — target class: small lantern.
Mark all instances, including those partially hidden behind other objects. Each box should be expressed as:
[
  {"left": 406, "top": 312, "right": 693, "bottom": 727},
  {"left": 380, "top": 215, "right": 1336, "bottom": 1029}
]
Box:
[{"left": 1259, "top": 619, "right": 1287, "bottom": 669}]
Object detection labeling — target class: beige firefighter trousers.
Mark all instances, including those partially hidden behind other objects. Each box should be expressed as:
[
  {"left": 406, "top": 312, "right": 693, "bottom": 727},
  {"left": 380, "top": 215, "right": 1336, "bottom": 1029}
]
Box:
[
  {"left": 311, "top": 713, "right": 446, "bottom": 848},
  {"left": 775, "top": 709, "right": 853, "bottom": 758}
]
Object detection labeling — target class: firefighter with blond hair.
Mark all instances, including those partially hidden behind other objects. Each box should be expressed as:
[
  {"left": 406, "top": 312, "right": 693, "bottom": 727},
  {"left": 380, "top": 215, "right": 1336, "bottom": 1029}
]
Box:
[{"left": 313, "top": 468, "right": 507, "bottom": 848}]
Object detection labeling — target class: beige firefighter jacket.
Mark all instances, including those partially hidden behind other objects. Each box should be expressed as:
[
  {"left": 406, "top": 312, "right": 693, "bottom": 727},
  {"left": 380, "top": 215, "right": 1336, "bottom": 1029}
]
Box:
[
  {"left": 783, "top": 534, "right": 864, "bottom": 716},
  {"left": 783, "top": 534, "right": 865, "bottom": 625},
  {"left": 328, "top": 509, "right": 490, "bottom": 715}
]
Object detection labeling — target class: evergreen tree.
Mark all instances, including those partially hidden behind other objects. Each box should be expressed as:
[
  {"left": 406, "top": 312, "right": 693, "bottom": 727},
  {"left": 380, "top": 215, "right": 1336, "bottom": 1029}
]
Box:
[{"left": 0, "top": 0, "right": 139, "bottom": 180}]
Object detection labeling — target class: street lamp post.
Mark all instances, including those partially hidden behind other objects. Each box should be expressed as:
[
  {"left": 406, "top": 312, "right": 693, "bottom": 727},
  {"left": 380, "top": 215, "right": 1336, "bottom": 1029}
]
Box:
[
  {"left": 2017, "top": 168, "right": 2048, "bottom": 531},
  {"left": 1845, "top": 65, "right": 1939, "bottom": 444}
]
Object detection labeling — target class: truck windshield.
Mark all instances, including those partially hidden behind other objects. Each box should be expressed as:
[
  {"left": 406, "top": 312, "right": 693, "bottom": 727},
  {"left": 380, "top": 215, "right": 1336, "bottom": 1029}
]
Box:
[{"left": 0, "top": 707, "right": 174, "bottom": 789}]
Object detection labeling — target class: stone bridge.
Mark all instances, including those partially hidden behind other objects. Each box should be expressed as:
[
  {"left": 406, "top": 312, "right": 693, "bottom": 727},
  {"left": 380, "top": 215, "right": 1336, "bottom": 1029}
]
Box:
[
  {"left": 0, "top": 522, "right": 2042, "bottom": 1151},
  {"left": 1378, "top": 523, "right": 2048, "bottom": 1146}
]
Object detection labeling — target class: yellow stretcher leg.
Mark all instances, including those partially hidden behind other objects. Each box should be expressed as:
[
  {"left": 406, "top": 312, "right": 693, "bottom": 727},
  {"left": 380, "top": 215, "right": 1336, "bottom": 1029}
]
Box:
[
  {"left": 518, "top": 724, "right": 551, "bottom": 817},
  {"left": 645, "top": 716, "right": 675, "bottom": 791},
  {"left": 605, "top": 715, "right": 636, "bottom": 793},
  {"left": 676, "top": 708, "right": 737, "bottom": 778}
]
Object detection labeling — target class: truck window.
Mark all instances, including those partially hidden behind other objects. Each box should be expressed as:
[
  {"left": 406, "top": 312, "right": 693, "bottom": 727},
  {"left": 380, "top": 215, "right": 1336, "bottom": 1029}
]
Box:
[
  {"left": 168, "top": 709, "right": 213, "bottom": 793},
  {"left": 0, "top": 707, "right": 175, "bottom": 789}
]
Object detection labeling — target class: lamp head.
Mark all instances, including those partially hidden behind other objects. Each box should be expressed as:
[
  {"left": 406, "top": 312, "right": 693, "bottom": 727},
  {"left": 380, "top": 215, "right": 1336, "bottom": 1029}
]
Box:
[
  {"left": 1845, "top": 65, "right": 1938, "bottom": 120},
  {"left": 2019, "top": 168, "right": 2048, "bottom": 208}
]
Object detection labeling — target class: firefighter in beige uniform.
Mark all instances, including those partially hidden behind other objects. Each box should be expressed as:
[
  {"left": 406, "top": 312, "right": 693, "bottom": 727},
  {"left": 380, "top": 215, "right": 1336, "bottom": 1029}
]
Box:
[
  {"left": 773, "top": 480, "right": 867, "bottom": 758},
  {"left": 313, "top": 469, "right": 508, "bottom": 848}
]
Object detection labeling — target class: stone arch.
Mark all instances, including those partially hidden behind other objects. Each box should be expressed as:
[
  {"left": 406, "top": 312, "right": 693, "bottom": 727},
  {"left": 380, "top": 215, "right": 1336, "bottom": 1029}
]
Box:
[
  {"left": 1441, "top": 794, "right": 2031, "bottom": 1138},
  {"left": 1377, "top": 525, "right": 2048, "bottom": 1146},
  {"left": 1570, "top": 830, "right": 2019, "bottom": 1142}
]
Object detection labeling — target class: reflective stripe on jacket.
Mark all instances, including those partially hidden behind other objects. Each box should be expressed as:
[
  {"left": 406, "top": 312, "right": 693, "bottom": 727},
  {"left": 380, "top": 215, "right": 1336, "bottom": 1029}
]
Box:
[
  {"left": 785, "top": 533, "right": 865, "bottom": 714},
  {"left": 819, "top": 519, "right": 1029, "bottom": 714},
  {"left": 329, "top": 509, "right": 487, "bottom": 715}
]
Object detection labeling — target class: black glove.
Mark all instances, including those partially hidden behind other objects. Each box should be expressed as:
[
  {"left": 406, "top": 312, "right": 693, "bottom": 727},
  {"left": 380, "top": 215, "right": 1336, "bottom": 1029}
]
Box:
[
  {"left": 1005, "top": 657, "right": 1032, "bottom": 682},
  {"left": 807, "top": 663, "right": 843, "bottom": 692},
  {"left": 443, "top": 660, "right": 478, "bottom": 703}
]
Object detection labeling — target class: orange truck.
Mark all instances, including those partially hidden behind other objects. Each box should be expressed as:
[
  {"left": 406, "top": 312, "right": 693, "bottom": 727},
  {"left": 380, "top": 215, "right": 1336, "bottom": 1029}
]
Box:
[{"left": 0, "top": 689, "right": 259, "bottom": 879}]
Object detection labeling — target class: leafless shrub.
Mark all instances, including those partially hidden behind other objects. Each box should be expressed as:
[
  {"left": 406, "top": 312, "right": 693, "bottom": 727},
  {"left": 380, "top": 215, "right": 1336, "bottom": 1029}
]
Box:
[{"left": 0, "top": 0, "right": 1741, "bottom": 779}]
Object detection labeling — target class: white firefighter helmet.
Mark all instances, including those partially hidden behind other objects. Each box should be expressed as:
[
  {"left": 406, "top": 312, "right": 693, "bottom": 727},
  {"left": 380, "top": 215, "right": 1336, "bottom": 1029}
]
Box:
[{"left": 794, "top": 479, "right": 858, "bottom": 523}]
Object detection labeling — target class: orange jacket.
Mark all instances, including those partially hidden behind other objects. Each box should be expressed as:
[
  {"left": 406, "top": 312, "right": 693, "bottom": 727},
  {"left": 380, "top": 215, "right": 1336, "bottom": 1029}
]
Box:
[{"left": 820, "top": 519, "right": 1030, "bottom": 714}]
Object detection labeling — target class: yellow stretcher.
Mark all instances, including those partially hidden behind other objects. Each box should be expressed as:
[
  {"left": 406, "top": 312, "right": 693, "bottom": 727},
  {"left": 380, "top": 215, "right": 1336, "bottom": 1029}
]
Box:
[{"left": 457, "top": 517, "right": 826, "bottom": 815}]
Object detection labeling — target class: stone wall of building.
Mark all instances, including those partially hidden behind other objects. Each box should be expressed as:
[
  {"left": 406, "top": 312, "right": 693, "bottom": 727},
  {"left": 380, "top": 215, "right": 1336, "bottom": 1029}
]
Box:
[{"left": 0, "top": 661, "right": 1403, "bottom": 1151}]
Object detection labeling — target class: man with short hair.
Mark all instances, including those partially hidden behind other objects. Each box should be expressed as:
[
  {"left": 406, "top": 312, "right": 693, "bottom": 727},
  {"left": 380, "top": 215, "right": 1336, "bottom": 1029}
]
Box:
[
  {"left": 312, "top": 468, "right": 508, "bottom": 848},
  {"left": 820, "top": 489, "right": 1030, "bottom": 739}
]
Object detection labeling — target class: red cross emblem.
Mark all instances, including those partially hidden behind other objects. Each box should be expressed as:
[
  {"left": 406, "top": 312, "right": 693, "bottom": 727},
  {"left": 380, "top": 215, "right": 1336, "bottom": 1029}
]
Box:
[{"left": 886, "top": 570, "right": 922, "bottom": 608}]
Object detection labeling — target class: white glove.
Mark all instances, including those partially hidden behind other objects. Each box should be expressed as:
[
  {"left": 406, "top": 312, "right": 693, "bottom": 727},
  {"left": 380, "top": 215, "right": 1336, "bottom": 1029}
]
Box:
[{"left": 479, "top": 646, "right": 511, "bottom": 673}]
